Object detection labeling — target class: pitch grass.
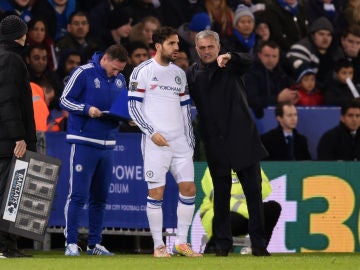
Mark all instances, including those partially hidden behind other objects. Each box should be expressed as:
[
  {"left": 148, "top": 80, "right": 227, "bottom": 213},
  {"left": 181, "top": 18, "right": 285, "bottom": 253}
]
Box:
[{"left": 0, "top": 251, "right": 358, "bottom": 270}]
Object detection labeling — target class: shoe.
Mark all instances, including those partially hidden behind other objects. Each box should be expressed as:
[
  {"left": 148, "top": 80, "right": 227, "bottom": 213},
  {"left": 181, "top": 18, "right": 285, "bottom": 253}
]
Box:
[
  {"left": 0, "top": 251, "right": 7, "bottom": 259},
  {"left": 240, "top": 247, "right": 252, "bottom": 255},
  {"left": 153, "top": 245, "right": 171, "bottom": 258},
  {"left": 204, "top": 242, "right": 216, "bottom": 254},
  {"left": 86, "top": 244, "right": 114, "bottom": 256},
  {"left": 215, "top": 249, "right": 229, "bottom": 256},
  {"left": 252, "top": 247, "right": 271, "bottom": 256},
  {"left": 172, "top": 243, "right": 203, "bottom": 257},
  {"left": 6, "top": 249, "right": 32, "bottom": 258},
  {"left": 65, "top": 243, "right": 81, "bottom": 256}
]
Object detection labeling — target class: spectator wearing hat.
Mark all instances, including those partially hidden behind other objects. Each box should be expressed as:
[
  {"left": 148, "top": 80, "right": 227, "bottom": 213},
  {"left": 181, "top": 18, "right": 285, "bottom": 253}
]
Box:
[
  {"left": 222, "top": 5, "right": 258, "bottom": 53},
  {"left": 306, "top": 0, "right": 346, "bottom": 38},
  {"left": 286, "top": 16, "right": 343, "bottom": 89},
  {"left": 0, "top": 14, "right": 36, "bottom": 258},
  {"left": 177, "top": 12, "right": 211, "bottom": 64},
  {"left": 289, "top": 68, "right": 324, "bottom": 106},
  {"left": 261, "top": 0, "right": 307, "bottom": 52}
]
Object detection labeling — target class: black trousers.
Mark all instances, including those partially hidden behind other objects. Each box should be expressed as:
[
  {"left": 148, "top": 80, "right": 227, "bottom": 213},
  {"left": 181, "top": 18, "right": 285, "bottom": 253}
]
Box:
[
  {"left": 211, "top": 162, "right": 266, "bottom": 251},
  {"left": 0, "top": 157, "right": 18, "bottom": 251},
  {"left": 230, "top": 200, "right": 282, "bottom": 245}
]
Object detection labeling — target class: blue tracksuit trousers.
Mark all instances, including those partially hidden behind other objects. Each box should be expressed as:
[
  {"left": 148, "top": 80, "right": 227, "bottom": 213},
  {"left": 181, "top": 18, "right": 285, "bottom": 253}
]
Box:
[{"left": 64, "top": 143, "right": 113, "bottom": 246}]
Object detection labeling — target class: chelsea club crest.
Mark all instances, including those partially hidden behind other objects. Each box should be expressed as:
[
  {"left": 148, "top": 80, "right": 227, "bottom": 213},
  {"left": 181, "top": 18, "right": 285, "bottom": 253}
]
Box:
[{"left": 175, "top": 76, "right": 181, "bottom": 85}]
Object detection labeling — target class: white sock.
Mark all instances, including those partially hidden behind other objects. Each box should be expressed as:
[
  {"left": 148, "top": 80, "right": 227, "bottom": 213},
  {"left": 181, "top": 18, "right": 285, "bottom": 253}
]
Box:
[
  {"left": 147, "top": 196, "right": 164, "bottom": 249},
  {"left": 175, "top": 194, "right": 195, "bottom": 245}
]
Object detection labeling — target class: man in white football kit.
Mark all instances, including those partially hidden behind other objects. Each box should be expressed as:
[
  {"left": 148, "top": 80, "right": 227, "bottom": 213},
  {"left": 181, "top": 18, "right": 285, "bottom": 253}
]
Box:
[{"left": 128, "top": 27, "right": 201, "bottom": 257}]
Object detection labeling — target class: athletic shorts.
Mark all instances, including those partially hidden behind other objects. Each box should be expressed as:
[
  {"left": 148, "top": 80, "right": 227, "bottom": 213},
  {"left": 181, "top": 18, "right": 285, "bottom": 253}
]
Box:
[{"left": 141, "top": 134, "right": 194, "bottom": 189}]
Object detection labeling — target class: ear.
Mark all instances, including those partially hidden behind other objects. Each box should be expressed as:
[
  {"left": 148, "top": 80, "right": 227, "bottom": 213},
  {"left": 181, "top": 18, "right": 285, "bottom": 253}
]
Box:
[{"left": 154, "top": 42, "right": 161, "bottom": 51}]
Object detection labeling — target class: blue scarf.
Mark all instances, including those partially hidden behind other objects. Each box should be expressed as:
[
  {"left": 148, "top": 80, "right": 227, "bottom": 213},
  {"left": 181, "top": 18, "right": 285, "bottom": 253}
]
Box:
[
  {"left": 277, "top": 0, "right": 298, "bottom": 15},
  {"left": 233, "top": 29, "right": 256, "bottom": 51}
]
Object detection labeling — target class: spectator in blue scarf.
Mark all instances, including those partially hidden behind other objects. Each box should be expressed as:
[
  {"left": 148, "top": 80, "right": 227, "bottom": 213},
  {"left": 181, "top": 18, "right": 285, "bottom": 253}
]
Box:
[{"left": 222, "top": 5, "right": 257, "bottom": 54}]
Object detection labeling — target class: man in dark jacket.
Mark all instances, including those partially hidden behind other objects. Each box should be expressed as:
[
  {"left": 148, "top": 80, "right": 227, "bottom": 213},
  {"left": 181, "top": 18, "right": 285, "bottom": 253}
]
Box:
[
  {"left": 317, "top": 99, "right": 360, "bottom": 160},
  {"left": 261, "top": 101, "right": 312, "bottom": 161},
  {"left": 0, "top": 14, "right": 37, "bottom": 258},
  {"left": 244, "top": 40, "right": 295, "bottom": 118},
  {"left": 286, "top": 16, "right": 343, "bottom": 88},
  {"left": 187, "top": 30, "right": 269, "bottom": 256}
]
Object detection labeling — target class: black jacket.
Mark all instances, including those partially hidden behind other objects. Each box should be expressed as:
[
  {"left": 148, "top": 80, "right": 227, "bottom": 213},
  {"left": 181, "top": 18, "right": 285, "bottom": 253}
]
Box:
[
  {"left": 243, "top": 59, "right": 294, "bottom": 118},
  {"left": 0, "top": 40, "right": 37, "bottom": 157},
  {"left": 262, "top": 0, "right": 308, "bottom": 52},
  {"left": 261, "top": 125, "right": 312, "bottom": 161},
  {"left": 317, "top": 122, "right": 360, "bottom": 161},
  {"left": 187, "top": 52, "right": 268, "bottom": 176}
]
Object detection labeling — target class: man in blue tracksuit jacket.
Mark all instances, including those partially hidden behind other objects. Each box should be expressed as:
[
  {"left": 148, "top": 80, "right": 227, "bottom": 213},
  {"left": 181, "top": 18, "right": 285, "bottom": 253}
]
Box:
[{"left": 59, "top": 44, "right": 128, "bottom": 256}]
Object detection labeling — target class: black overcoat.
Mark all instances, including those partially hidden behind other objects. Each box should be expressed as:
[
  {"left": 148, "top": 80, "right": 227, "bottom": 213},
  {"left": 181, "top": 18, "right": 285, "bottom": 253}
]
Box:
[
  {"left": 187, "top": 52, "right": 268, "bottom": 177},
  {"left": 0, "top": 40, "right": 37, "bottom": 157}
]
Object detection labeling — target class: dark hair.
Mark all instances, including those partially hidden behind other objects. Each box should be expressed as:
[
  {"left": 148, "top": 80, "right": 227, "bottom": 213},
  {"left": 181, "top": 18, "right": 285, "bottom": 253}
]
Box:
[
  {"left": 105, "top": 44, "right": 128, "bottom": 62},
  {"left": 342, "top": 24, "right": 360, "bottom": 39},
  {"left": 57, "top": 49, "right": 81, "bottom": 78},
  {"left": 257, "top": 40, "right": 280, "bottom": 52},
  {"left": 334, "top": 58, "right": 353, "bottom": 73},
  {"left": 68, "top": 11, "right": 89, "bottom": 24},
  {"left": 125, "top": 41, "right": 149, "bottom": 56},
  {"left": 275, "top": 101, "right": 294, "bottom": 117},
  {"left": 152, "top": 26, "right": 177, "bottom": 45},
  {"left": 27, "top": 17, "right": 49, "bottom": 34},
  {"left": 341, "top": 99, "right": 360, "bottom": 115},
  {"left": 26, "top": 44, "right": 48, "bottom": 57}
]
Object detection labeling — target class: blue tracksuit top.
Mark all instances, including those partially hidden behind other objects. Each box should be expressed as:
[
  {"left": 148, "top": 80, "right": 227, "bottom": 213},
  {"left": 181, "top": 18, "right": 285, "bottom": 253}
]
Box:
[{"left": 60, "top": 52, "right": 127, "bottom": 148}]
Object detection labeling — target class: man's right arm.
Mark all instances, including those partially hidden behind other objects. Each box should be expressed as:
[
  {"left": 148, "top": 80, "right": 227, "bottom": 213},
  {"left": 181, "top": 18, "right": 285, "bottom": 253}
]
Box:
[
  {"left": 227, "top": 52, "right": 253, "bottom": 75},
  {"left": 59, "top": 67, "right": 91, "bottom": 116},
  {"left": 128, "top": 70, "right": 156, "bottom": 138}
]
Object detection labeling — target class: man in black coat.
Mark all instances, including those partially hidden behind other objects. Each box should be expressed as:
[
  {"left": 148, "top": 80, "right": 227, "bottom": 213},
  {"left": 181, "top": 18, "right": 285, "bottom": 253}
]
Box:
[
  {"left": 0, "top": 15, "right": 37, "bottom": 258},
  {"left": 317, "top": 100, "right": 360, "bottom": 161},
  {"left": 261, "top": 101, "right": 312, "bottom": 161},
  {"left": 187, "top": 30, "right": 269, "bottom": 256},
  {"left": 244, "top": 40, "right": 295, "bottom": 119}
]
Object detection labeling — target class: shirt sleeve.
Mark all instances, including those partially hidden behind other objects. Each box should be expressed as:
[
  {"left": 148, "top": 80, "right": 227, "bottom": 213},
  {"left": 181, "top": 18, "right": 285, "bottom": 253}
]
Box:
[
  {"left": 59, "top": 67, "right": 91, "bottom": 115},
  {"left": 128, "top": 66, "right": 156, "bottom": 137},
  {"left": 180, "top": 71, "right": 195, "bottom": 149}
]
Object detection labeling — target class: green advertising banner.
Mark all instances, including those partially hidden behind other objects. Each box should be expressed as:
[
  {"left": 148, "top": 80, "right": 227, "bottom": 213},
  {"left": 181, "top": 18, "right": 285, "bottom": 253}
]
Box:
[{"left": 188, "top": 162, "right": 360, "bottom": 253}]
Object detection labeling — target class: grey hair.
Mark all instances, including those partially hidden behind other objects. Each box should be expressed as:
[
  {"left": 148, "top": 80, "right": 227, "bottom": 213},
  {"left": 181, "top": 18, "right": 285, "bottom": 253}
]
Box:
[{"left": 195, "top": 30, "right": 220, "bottom": 46}]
